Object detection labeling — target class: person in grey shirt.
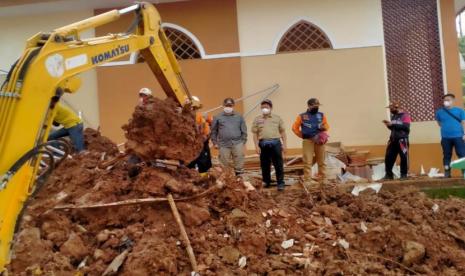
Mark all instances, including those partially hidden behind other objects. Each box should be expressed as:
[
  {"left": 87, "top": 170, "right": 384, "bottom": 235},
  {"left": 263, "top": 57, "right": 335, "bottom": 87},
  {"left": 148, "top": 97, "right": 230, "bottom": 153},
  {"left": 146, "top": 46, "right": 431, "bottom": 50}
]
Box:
[{"left": 211, "top": 98, "right": 247, "bottom": 175}]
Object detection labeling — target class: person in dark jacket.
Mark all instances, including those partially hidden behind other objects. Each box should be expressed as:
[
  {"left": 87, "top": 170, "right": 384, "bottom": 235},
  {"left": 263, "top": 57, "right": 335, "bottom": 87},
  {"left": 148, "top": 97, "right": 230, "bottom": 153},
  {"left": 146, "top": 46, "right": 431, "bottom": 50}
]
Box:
[{"left": 382, "top": 102, "right": 411, "bottom": 180}]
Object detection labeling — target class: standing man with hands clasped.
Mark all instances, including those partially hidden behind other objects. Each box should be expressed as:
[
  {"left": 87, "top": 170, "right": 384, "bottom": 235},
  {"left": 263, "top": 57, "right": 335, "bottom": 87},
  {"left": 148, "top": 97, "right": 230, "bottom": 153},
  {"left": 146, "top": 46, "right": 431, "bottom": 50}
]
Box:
[
  {"left": 292, "top": 98, "right": 329, "bottom": 183},
  {"left": 252, "top": 99, "right": 287, "bottom": 191},
  {"left": 436, "top": 93, "right": 465, "bottom": 178},
  {"left": 382, "top": 102, "right": 411, "bottom": 180},
  {"left": 211, "top": 98, "right": 247, "bottom": 175}
]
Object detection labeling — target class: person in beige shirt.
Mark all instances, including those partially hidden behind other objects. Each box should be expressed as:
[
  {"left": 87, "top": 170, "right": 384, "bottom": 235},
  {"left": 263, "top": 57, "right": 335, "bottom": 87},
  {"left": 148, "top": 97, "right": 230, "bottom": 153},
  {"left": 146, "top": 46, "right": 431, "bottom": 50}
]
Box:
[{"left": 252, "top": 99, "right": 287, "bottom": 191}]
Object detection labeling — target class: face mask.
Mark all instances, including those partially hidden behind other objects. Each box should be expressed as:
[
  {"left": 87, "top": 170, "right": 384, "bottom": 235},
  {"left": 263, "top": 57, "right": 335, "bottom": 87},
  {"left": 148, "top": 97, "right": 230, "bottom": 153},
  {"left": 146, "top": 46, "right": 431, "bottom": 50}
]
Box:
[
  {"left": 261, "top": 108, "right": 271, "bottom": 115},
  {"left": 444, "top": 100, "right": 452, "bottom": 107},
  {"left": 390, "top": 109, "right": 399, "bottom": 114},
  {"left": 224, "top": 107, "right": 233, "bottom": 114},
  {"left": 309, "top": 107, "right": 319, "bottom": 114}
]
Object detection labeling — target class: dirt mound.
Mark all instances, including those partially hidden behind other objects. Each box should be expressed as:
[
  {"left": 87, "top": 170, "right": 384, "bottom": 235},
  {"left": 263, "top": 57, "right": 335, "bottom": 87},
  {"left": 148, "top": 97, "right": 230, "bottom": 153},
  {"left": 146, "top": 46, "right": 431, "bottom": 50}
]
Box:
[
  {"left": 6, "top": 102, "right": 465, "bottom": 275},
  {"left": 122, "top": 97, "right": 203, "bottom": 163},
  {"left": 84, "top": 128, "right": 119, "bottom": 155}
]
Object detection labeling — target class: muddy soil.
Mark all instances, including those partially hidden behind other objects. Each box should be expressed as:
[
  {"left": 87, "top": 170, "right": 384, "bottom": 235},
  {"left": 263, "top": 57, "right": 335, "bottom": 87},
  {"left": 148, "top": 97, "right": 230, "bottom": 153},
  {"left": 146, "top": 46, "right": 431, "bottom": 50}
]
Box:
[
  {"left": 6, "top": 101, "right": 465, "bottom": 275},
  {"left": 122, "top": 97, "right": 203, "bottom": 164}
]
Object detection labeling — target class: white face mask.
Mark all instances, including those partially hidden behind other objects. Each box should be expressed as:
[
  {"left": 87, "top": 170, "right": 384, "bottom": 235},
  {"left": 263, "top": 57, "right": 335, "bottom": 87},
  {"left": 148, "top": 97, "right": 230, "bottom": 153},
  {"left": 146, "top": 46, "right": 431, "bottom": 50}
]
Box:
[
  {"left": 224, "top": 107, "right": 233, "bottom": 114},
  {"left": 261, "top": 108, "right": 271, "bottom": 115},
  {"left": 444, "top": 100, "right": 452, "bottom": 107}
]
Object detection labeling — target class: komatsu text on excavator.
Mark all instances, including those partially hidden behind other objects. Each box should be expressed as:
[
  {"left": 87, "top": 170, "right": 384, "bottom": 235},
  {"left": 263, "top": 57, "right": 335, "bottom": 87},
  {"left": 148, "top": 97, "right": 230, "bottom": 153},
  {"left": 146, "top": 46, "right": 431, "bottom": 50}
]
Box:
[{"left": 0, "top": 2, "right": 197, "bottom": 271}]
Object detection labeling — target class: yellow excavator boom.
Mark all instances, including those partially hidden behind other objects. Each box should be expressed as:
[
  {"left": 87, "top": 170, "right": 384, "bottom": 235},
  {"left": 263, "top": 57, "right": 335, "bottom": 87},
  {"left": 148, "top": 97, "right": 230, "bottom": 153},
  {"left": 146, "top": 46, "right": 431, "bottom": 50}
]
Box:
[{"left": 0, "top": 2, "right": 195, "bottom": 271}]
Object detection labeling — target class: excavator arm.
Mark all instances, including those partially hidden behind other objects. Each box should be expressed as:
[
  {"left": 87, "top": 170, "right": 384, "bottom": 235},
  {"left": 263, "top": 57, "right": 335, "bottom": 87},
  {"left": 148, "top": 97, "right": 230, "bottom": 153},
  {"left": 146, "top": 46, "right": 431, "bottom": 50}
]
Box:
[{"left": 0, "top": 2, "right": 195, "bottom": 270}]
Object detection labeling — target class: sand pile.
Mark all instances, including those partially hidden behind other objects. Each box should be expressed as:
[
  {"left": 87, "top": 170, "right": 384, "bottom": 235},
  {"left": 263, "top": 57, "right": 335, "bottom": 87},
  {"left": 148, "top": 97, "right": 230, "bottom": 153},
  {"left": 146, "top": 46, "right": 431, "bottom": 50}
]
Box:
[
  {"left": 6, "top": 99, "right": 465, "bottom": 275},
  {"left": 122, "top": 97, "right": 203, "bottom": 163}
]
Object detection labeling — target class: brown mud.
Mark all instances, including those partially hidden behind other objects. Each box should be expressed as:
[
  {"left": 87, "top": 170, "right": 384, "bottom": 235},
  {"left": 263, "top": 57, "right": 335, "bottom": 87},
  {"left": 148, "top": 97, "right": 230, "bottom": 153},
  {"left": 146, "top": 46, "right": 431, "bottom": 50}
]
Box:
[
  {"left": 6, "top": 99, "right": 465, "bottom": 275},
  {"left": 122, "top": 97, "right": 203, "bottom": 164}
]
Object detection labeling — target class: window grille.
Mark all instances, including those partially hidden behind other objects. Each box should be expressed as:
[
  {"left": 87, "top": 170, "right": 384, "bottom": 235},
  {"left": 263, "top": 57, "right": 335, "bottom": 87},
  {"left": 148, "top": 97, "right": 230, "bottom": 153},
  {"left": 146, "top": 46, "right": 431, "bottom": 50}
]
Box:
[
  {"left": 277, "top": 21, "right": 332, "bottom": 53},
  {"left": 164, "top": 27, "right": 201, "bottom": 60},
  {"left": 382, "top": 0, "right": 443, "bottom": 121}
]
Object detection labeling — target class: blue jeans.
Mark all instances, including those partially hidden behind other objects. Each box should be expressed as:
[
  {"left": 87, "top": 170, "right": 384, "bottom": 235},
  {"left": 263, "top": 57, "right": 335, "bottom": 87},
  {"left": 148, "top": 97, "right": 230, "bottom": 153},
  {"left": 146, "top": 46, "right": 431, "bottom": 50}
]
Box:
[
  {"left": 441, "top": 137, "right": 465, "bottom": 169},
  {"left": 48, "top": 123, "right": 85, "bottom": 152}
]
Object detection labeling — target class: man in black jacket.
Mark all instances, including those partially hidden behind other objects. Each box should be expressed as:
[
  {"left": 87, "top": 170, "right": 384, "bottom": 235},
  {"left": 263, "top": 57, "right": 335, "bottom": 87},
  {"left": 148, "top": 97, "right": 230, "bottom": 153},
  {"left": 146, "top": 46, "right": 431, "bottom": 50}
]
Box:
[{"left": 382, "top": 102, "right": 411, "bottom": 180}]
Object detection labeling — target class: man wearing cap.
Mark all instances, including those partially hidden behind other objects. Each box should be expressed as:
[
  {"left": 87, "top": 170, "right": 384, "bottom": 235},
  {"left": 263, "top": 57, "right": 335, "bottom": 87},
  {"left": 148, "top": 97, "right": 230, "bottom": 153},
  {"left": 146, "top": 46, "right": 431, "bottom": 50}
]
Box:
[
  {"left": 138, "top": 87, "right": 153, "bottom": 107},
  {"left": 252, "top": 99, "right": 287, "bottom": 191},
  {"left": 382, "top": 102, "right": 411, "bottom": 180},
  {"left": 211, "top": 98, "right": 247, "bottom": 175},
  {"left": 435, "top": 93, "right": 465, "bottom": 178},
  {"left": 292, "top": 98, "right": 329, "bottom": 182}
]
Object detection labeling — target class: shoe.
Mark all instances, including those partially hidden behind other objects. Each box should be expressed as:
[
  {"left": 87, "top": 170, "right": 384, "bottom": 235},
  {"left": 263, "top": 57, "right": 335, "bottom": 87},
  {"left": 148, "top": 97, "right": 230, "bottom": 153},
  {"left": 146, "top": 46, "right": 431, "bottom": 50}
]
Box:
[
  {"left": 400, "top": 174, "right": 408, "bottom": 180},
  {"left": 277, "top": 185, "right": 285, "bottom": 191},
  {"left": 445, "top": 170, "right": 451, "bottom": 178},
  {"left": 381, "top": 175, "right": 394, "bottom": 181},
  {"left": 264, "top": 183, "right": 271, "bottom": 188}
]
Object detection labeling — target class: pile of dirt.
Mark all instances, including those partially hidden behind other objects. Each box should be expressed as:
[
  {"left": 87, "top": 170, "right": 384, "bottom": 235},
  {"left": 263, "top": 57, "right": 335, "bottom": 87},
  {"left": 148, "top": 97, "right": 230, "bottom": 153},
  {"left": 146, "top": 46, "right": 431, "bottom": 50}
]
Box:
[
  {"left": 122, "top": 97, "right": 203, "bottom": 163},
  {"left": 6, "top": 99, "right": 465, "bottom": 275},
  {"left": 9, "top": 152, "right": 465, "bottom": 275},
  {"left": 84, "top": 128, "right": 119, "bottom": 155}
]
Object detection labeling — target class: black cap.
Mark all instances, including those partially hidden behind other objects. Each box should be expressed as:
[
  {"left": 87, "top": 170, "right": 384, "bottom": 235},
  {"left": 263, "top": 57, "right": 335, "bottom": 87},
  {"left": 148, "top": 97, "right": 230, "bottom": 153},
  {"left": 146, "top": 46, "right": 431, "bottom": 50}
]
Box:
[
  {"left": 307, "top": 98, "right": 321, "bottom": 106},
  {"left": 223, "top": 97, "right": 235, "bottom": 106},
  {"left": 442, "top": 93, "right": 455, "bottom": 99},
  {"left": 261, "top": 99, "right": 273, "bottom": 107}
]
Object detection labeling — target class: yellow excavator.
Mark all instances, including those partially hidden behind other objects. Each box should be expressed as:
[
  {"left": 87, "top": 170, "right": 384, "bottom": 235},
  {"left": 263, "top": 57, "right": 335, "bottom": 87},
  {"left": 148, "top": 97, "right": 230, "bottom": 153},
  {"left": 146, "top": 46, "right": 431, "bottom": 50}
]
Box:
[{"left": 0, "top": 2, "right": 197, "bottom": 271}]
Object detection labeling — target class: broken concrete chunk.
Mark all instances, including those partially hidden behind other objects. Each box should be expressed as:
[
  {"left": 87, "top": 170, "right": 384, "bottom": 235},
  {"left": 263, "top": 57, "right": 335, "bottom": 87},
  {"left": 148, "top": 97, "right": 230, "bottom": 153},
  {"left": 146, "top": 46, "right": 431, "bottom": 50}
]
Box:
[
  {"left": 177, "top": 202, "right": 210, "bottom": 226},
  {"left": 60, "top": 232, "right": 88, "bottom": 260},
  {"left": 238, "top": 256, "right": 247, "bottom": 268},
  {"left": 218, "top": 246, "right": 241, "bottom": 264},
  {"left": 102, "top": 249, "right": 129, "bottom": 276},
  {"left": 230, "top": 208, "right": 248, "bottom": 219},
  {"left": 96, "top": 229, "right": 111, "bottom": 242},
  {"left": 360, "top": 222, "right": 368, "bottom": 233},
  {"left": 338, "top": 239, "right": 350, "bottom": 250},
  {"left": 432, "top": 204, "right": 439, "bottom": 213},
  {"left": 265, "top": 220, "right": 271, "bottom": 228},
  {"left": 242, "top": 181, "right": 256, "bottom": 191},
  {"left": 164, "top": 178, "right": 184, "bottom": 193},
  {"left": 403, "top": 241, "right": 425, "bottom": 266},
  {"left": 281, "top": 239, "right": 294, "bottom": 249}
]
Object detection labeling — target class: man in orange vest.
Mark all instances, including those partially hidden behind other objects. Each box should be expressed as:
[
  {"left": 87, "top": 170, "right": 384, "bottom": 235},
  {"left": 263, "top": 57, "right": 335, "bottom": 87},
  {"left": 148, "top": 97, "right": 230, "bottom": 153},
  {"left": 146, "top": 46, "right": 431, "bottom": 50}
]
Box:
[
  {"left": 188, "top": 100, "right": 212, "bottom": 173},
  {"left": 292, "top": 98, "right": 329, "bottom": 183}
]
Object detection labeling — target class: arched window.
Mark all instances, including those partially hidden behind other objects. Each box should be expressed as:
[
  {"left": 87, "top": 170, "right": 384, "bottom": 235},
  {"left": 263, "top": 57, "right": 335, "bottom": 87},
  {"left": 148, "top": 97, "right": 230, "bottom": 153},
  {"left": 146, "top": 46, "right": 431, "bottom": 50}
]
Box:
[
  {"left": 277, "top": 21, "right": 332, "bottom": 53},
  {"left": 164, "top": 27, "right": 202, "bottom": 60}
]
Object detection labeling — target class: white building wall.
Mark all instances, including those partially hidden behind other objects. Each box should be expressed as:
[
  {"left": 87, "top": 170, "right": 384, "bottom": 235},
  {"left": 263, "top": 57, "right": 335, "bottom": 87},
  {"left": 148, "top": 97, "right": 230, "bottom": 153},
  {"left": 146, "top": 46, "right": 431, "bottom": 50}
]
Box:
[
  {"left": 236, "top": 0, "right": 384, "bottom": 55},
  {"left": 0, "top": 10, "right": 100, "bottom": 128}
]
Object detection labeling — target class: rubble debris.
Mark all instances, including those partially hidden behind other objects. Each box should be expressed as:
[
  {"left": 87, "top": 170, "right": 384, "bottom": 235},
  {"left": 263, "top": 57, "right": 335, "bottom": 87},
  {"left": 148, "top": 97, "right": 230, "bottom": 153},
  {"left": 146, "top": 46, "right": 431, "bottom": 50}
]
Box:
[
  {"left": 281, "top": 239, "right": 294, "bottom": 249},
  {"left": 402, "top": 241, "right": 426, "bottom": 266},
  {"left": 7, "top": 106, "right": 465, "bottom": 275},
  {"left": 122, "top": 97, "right": 203, "bottom": 163},
  {"left": 238, "top": 256, "right": 247, "bottom": 268}
]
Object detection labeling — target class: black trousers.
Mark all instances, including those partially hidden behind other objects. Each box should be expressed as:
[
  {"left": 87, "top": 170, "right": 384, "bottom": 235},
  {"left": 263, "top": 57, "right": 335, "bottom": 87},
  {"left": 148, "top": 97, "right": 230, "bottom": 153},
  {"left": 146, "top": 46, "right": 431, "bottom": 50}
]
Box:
[
  {"left": 188, "top": 139, "right": 212, "bottom": 173},
  {"left": 259, "top": 139, "right": 284, "bottom": 188},
  {"left": 385, "top": 138, "right": 409, "bottom": 177}
]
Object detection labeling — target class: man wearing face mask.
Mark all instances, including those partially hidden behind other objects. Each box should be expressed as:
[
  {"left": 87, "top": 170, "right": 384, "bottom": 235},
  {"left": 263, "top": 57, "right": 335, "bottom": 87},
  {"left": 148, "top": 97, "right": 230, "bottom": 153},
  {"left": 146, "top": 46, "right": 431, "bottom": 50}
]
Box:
[
  {"left": 292, "top": 98, "right": 329, "bottom": 183},
  {"left": 252, "top": 99, "right": 287, "bottom": 191},
  {"left": 435, "top": 93, "right": 465, "bottom": 178},
  {"left": 382, "top": 102, "right": 411, "bottom": 180},
  {"left": 211, "top": 98, "right": 247, "bottom": 175}
]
